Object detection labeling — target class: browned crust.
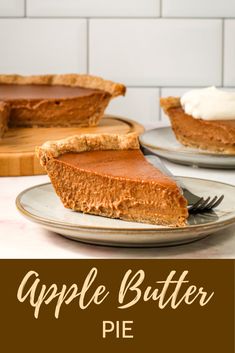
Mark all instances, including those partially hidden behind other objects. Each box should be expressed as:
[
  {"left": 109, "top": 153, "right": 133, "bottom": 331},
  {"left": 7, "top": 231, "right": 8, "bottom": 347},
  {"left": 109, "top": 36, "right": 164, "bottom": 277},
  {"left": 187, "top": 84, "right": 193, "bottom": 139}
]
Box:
[
  {"left": 0, "top": 74, "right": 126, "bottom": 98},
  {"left": 36, "top": 133, "right": 139, "bottom": 167},
  {"left": 160, "top": 96, "right": 181, "bottom": 113},
  {"left": 0, "top": 101, "right": 9, "bottom": 111}
]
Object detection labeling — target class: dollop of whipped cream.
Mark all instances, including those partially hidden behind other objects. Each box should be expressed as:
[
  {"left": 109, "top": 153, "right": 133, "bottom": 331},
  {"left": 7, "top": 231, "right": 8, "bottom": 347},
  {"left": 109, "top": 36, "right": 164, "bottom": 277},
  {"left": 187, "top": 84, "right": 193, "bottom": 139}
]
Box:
[{"left": 180, "top": 86, "right": 235, "bottom": 120}]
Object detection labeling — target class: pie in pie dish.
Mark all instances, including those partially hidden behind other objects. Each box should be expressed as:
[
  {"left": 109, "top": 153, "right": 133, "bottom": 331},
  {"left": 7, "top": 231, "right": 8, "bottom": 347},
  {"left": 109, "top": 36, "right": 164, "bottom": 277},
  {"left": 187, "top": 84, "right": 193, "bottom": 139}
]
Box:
[
  {"left": 36, "top": 133, "right": 188, "bottom": 227},
  {"left": 0, "top": 74, "right": 125, "bottom": 138},
  {"left": 160, "top": 95, "right": 235, "bottom": 154}
]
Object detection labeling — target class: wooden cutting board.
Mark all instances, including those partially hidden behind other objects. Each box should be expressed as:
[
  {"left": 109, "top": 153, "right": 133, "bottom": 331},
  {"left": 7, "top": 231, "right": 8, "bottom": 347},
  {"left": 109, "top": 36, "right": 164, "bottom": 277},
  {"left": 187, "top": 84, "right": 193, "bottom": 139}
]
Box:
[{"left": 0, "top": 115, "right": 144, "bottom": 176}]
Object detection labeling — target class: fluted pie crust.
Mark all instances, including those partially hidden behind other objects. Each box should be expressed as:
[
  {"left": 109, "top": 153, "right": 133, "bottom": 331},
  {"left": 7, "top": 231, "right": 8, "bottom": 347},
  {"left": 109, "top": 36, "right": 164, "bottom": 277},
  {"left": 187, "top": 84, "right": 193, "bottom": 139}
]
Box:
[
  {"left": 160, "top": 97, "right": 235, "bottom": 154},
  {"left": 36, "top": 133, "right": 188, "bottom": 227},
  {"left": 0, "top": 74, "right": 126, "bottom": 138}
]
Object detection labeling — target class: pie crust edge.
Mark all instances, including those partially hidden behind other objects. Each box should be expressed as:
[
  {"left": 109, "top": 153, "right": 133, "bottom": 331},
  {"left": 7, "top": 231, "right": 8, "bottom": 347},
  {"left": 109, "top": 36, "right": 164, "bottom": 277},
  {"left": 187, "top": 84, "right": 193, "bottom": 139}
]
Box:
[
  {"left": 36, "top": 133, "right": 139, "bottom": 167},
  {"left": 0, "top": 73, "right": 126, "bottom": 98},
  {"left": 160, "top": 96, "right": 181, "bottom": 113}
]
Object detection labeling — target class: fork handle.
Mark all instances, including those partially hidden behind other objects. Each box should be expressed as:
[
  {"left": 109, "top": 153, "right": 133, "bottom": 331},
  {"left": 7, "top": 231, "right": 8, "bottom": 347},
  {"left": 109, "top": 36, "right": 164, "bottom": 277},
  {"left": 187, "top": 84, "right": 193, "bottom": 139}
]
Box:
[
  {"left": 144, "top": 155, "right": 201, "bottom": 205},
  {"left": 145, "top": 155, "right": 184, "bottom": 189}
]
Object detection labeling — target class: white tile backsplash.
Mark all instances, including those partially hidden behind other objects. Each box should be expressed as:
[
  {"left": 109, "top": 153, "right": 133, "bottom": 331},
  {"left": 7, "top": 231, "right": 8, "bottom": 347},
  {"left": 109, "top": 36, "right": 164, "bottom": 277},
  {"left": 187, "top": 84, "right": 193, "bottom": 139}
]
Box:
[
  {"left": 0, "top": 0, "right": 24, "bottom": 17},
  {"left": 107, "top": 88, "right": 159, "bottom": 128},
  {"left": 162, "top": 0, "right": 235, "bottom": 18},
  {"left": 0, "top": 19, "right": 87, "bottom": 74},
  {"left": 224, "top": 20, "right": 235, "bottom": 86},
  {"left": 89, "top": 19, "right": 222, "bottom": 87},
  {"left": 27, "top": 0, "right": 160, "bottom": 18},
  {"left": 0, "top": 1, "right": 233, "bottom": 126}
]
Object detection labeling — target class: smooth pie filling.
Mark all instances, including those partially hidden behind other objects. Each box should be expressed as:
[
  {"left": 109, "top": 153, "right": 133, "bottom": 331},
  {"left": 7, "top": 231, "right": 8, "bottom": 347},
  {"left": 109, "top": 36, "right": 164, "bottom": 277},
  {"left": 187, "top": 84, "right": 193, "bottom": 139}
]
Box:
[
  {"left": 49, "top": 149, "right": 188, "bottom": 226},
  {"left": 0, "top": 73, "right": 126, "bottom": 135},
  {"left": 0, "top": 84, "right": 101, "bottom": 100},
  {"left": 0, "top": 83, "right": 110, "bottom": 129}
]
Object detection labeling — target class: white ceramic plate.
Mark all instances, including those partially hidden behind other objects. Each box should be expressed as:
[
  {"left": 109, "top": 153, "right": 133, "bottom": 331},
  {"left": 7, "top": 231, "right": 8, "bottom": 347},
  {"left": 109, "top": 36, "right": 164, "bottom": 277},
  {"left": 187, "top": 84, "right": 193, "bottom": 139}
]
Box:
[
  {"left": 139, "top": 127, "right": 235, "bottom": 169},
  {"left": 16, "top": 178, "right": 235, "bottom": 247}
]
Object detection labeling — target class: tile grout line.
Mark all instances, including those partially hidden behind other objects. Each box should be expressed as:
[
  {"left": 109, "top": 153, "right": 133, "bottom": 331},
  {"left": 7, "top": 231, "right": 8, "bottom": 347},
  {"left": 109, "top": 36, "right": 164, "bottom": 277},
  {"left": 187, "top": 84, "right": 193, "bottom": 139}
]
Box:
[
  {"left": 87, "top": 19, "right": 90, "bottom": 74},
  {"left": 158, "top": 87, "right": 162, "bottom": 121},
  {"left": 126, "top": 85, "right": 229, "bottom": 89},
  {"left": 24, "top": 0, "right": 26, "bottom": 17},
  {"left": 159, "top": 0, "right": 162, "bottom": 17},
  {"left": 221, "top": 19, "right": 225, "bottom": 86},
  {"left": 127, "top": 85, "right": 235, "bottom": 88},
  {"left": 2, "top": 16, "right": 235, "bottom": 20}
]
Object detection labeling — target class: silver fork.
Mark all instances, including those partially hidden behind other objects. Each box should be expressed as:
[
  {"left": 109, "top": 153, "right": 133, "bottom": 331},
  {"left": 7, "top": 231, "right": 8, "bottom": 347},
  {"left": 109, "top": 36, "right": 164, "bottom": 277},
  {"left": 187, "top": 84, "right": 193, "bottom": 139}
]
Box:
[{"left": 144, "top": 154, "right": 224, "bottom": 213}]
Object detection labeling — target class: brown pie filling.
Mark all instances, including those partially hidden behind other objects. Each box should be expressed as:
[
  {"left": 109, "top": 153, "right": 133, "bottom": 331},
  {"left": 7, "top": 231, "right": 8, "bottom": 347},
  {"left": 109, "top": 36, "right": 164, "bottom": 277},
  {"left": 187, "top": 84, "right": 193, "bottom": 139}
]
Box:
[
  {"left": 46, "top": 149, "right": 188, "bottom": 226},
  {"left": 0, "top": 84, "right": 100, "bottom": 100},
  {"left": 0, "top": 83, "right": 110, "bottom": 130},
  {"left": 160, "top": 97, "right": 235, "bottom": 153}
]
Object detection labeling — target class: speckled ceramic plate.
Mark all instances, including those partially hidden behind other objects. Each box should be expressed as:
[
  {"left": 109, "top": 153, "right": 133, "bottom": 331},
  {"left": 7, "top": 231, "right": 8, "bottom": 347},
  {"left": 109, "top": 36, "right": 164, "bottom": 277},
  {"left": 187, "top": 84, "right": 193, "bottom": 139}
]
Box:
[
  {"left": 139, "top": 127, "right": 235, "bottom": 169},
  {"left": 16, "top": 177, "right": 235, "bottom": 247}
]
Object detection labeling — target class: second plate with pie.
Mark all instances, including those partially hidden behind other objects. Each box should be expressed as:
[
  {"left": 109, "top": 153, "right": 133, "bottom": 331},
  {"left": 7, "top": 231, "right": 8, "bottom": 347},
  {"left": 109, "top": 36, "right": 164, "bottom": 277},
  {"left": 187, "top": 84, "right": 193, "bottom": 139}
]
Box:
[{"left": 139, "top": 127, "right": 235, "bottom": 169}]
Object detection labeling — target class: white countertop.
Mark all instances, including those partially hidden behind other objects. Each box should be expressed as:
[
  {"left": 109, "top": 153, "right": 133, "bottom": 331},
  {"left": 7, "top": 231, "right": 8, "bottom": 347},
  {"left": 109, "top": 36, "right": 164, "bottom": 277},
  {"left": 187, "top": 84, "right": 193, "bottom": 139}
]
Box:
[{"left": 1, "top": 155, "right": 235, "bottom": 259}]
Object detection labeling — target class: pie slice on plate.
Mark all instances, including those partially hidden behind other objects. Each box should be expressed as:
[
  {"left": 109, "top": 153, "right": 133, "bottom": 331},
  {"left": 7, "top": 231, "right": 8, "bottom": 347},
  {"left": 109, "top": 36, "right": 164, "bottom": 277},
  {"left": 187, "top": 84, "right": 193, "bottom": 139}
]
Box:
[
  {"left": 36, "top": 133, "right": 188, "bottom": 227},
  {"left": 0, "top": 73, "right": 125, "bottom": 138},
  {"left": 160, "top": 96, "right": 235, "bottom": 154}
]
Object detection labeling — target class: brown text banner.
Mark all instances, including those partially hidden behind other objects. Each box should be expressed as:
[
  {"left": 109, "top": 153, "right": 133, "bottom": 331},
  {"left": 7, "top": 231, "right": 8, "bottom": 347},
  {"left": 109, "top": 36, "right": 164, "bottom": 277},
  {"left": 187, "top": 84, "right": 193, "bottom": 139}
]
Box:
[{"left": 0, "top": 260, "right": 234, "bottom": 352}]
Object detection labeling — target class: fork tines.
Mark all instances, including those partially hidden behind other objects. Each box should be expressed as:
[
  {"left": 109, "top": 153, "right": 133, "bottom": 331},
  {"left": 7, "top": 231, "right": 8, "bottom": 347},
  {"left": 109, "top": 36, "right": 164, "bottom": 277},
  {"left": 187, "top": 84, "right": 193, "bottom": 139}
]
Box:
[{"left": 188, "top": 195, "right": 224, "bottom": 213}]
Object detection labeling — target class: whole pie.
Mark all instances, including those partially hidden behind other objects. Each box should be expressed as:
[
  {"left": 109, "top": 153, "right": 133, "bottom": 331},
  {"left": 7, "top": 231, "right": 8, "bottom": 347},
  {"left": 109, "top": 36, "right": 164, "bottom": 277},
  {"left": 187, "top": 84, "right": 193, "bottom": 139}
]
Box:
[
  {"left": 0, "top": 73, "right": 125, "bottom": 138},
  {"left": 36, "top": 133, "right": 188, "bottom": 227},
  {"left": 160, "top": 96, "right": 235, "bottom": 154}
]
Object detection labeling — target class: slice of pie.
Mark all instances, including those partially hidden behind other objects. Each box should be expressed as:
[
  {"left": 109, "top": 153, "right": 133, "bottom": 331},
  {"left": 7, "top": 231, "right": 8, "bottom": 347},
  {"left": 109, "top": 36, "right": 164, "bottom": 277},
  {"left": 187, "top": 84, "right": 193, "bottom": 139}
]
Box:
[
  {"left": 36, "top": 133, "right": 188, "bottom": 227},
  {"left": 0, "top": 101, "right": 10, "bottom": 138},
  {"left": 160, "top": 96, "right": 235, "bottom": 153},
  {"left": 0, "top": 74, "right": 125, "bottom": 136}
]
